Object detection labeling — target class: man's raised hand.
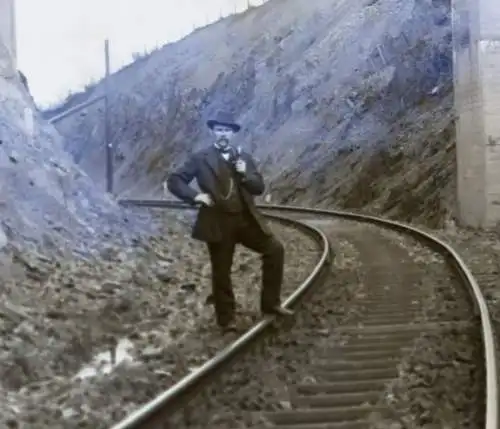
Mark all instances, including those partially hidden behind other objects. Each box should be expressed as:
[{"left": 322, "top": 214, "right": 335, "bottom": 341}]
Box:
[{"left": 235, "top": 159, "right": 247, "bottom": 174}]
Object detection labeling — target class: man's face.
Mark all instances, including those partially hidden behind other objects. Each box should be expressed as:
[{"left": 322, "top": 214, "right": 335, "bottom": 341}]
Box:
[{"left": 212, "top": 124, "right": 235, "bottom": 147}]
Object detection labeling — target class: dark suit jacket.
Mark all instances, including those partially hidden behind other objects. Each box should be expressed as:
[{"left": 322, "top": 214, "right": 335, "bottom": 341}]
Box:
[{"left": 167, "top": 145, "right": 271, "bottom": 242}]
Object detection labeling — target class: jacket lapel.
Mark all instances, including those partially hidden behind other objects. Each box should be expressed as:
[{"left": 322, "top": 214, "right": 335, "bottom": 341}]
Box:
[
  {"left": 203, "top": 146, "right": 222, "bottom": 177},
  {"left": 200, "top": 146, "right": 226, "bottom": 197}
]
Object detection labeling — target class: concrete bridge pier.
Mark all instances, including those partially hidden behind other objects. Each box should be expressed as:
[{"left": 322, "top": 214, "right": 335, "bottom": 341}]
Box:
[
  {"left": 0, "top": 0, "right": 16, "bottom": 75},
  {"left": 454, "top": 0, "right": 500, "bottom": 227}
]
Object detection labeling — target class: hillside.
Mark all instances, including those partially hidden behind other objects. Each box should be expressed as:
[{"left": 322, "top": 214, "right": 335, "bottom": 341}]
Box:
[
  {"left": 271, "top": 89, "right": 456, "bottom": 227},
  {"left": 0, "top": 41, "right": 152, "bottom": 262},
  {"left": 52, "top": 0, "right": 454, "bottom": 228}
]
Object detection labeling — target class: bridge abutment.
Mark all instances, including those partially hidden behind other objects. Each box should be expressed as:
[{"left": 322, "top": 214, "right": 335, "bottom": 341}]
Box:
[
  {"left": 454, "top": 0, "right": 500, "bottom": 227},
  {"left": 0, "top": 0, "right": 16, "bottom": 75}
]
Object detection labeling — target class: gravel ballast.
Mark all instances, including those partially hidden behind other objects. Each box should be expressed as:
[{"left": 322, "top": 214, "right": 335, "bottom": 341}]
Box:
[
  {"left": 0, "top": 208, "right": 321, "bottom": 428},
  {"left": 163, "top": 219, "right": 484, "bottom": 429},
  {"left": 373, "top": 227, "right": 483, "bottom": 429},
  {"left": 168, "top": 219, "right": 365, "bottom": 429}
]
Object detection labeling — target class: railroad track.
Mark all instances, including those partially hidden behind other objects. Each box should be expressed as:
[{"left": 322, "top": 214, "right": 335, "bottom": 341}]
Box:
[{"left": 111, "top": 200, "right": 497, "bottom": 429}]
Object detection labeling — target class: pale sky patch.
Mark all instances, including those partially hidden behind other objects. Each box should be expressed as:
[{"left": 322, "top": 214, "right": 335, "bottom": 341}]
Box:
[{"left": 16, "top": 0, "right": 266, "bottom": 107}]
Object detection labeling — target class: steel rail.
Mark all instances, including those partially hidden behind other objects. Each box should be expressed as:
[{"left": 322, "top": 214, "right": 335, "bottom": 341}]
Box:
[
  {"left": 47, "top": 95, "right": 106, "bottom": 124},
  {"left": 110, "top": 202, "right": 331, "bottom": 429},
  {"left": 116, "top": 199, "right": 498, "bottom": 429}
]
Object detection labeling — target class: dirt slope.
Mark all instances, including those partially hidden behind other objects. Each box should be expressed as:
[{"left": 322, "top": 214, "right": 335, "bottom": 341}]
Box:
[
  {"left": 49, "top": 0, "right": 455, "bottom": 228},
  {"left": 271, "top": 87, "right": 456, "bottom": 228},
  {"left": 0, "top": 38, "right": 151, "bottom": 261}
]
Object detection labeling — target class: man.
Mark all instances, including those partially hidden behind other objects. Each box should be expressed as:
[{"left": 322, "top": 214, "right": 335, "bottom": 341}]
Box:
[{"left": 167, "top": 111, "right": 293, "bottom": 332}]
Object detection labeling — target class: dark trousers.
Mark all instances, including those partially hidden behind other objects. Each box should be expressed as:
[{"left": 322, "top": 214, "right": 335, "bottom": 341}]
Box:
[{"left": 207, "top": 212, "right": 284, "bottom": 326}]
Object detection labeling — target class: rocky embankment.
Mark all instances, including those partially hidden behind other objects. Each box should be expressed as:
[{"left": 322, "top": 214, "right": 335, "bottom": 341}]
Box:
[
  {"left": 49, "top": 0, "right": 455, "bottom": 229},
  {"left": 0, "top": 44, "right": 151, "bottom": 260}
]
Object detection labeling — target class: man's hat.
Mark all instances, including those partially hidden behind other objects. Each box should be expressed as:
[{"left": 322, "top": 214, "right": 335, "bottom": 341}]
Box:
[{"left": 207, "top": 111, "right": 241, "bottom": 133}]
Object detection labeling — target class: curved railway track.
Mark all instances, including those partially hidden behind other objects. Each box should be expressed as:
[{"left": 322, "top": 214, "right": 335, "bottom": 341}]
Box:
[{"left": 112, "top": 200, "right": 498, "bottom": 429}]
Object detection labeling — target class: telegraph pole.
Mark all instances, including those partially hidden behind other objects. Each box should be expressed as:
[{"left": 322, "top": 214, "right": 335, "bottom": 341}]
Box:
[{"left": 104, "top": 39, "right": 113, "bottom": 194}]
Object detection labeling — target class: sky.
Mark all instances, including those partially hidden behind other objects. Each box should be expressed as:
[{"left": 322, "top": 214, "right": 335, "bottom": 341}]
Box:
[{"left": 16, "top": 0, "right": 266, "bottom": 107}]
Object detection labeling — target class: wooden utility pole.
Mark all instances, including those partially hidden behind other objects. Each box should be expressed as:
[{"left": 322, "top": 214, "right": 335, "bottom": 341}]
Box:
[{"left": 104, "top": 39, "right": 113, "bottom": 194}]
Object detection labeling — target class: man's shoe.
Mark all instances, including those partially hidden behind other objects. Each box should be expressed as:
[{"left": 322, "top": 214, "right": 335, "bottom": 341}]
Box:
[{"left": 263, "top": 306, "right": 295, "bottom": 317}]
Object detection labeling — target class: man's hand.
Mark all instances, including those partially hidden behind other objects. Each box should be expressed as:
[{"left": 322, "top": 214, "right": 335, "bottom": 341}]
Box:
[
  {"left": 194, "top": 193, "right": 213, "bottom": 206},
  {"left": 235, "top": 159, "right": 247, "bottom": 174}
]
